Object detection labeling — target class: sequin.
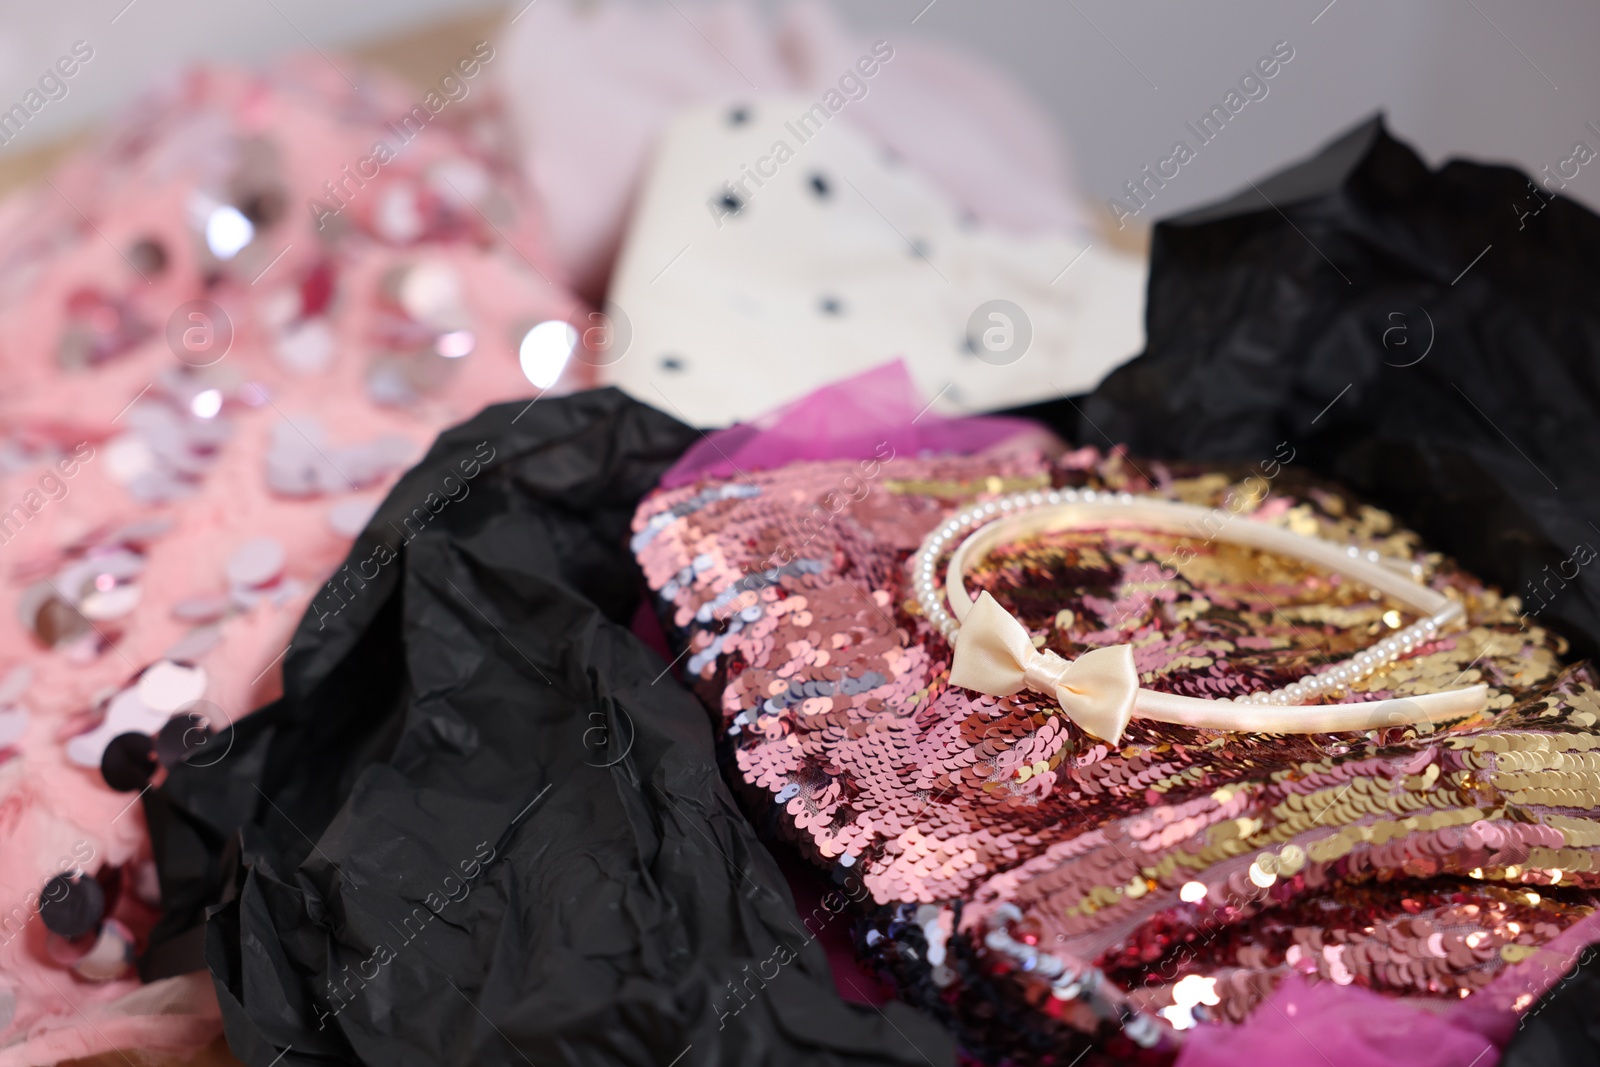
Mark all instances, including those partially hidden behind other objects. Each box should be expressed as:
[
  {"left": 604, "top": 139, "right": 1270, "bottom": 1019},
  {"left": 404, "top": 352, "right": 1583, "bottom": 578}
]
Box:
[{"left": 632, "top": 449, "right": 1600, "bottom": 1054}]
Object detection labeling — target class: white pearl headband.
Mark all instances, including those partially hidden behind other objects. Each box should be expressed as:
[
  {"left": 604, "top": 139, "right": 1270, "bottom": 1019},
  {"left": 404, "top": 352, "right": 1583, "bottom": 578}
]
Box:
[{"left": 910, "top": 489, "right": 1488, "bottom": 743}]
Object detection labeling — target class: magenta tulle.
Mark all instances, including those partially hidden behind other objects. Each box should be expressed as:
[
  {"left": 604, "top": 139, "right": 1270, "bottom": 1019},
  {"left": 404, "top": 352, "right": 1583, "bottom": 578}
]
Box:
[
  {"left": 1176, "top": 976, "right": 1499, "bottom": 1067},
  {"left": 657, "top": 360, "right": 1037, "bottom": 488},
  {"left": 1178, "top": 910, "right": 1600, "bottom": 1066}
]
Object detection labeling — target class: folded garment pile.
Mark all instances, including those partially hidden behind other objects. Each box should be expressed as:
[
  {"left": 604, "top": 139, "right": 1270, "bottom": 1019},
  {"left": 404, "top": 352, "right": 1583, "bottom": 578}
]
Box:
[{"left": 0, "top": 5, "right": 1598, "bottom": 1067}]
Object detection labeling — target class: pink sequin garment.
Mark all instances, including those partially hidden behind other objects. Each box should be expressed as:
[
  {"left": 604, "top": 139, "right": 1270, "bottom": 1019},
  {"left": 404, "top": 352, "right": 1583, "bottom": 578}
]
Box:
[
  {"left": 0, "top": 56, "right": 574, "bottom": 1065},
  {"left": 632, "top": 447, "right": 1600, "bottom": 1065}
]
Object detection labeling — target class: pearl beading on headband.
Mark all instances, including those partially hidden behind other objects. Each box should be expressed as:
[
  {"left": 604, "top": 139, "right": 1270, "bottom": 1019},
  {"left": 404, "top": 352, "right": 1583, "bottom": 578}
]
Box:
[{"left": 910, "top": 488, "right": 1466, "bottom": 711}]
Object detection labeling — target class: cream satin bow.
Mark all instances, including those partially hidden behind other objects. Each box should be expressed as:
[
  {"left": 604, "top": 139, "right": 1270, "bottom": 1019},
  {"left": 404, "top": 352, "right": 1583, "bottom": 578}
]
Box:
[{"left": 950, "top": 591, "right": 1141, "bottom": 743}]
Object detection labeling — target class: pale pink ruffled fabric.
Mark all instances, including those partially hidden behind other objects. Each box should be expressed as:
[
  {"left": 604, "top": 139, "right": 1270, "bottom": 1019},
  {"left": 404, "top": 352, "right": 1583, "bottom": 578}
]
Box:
[
  {"left": 0, "top": 56, "right": 574, "bottom": 1065},
  {"left": 496, "top": 0, "right": 1092, "bottom": 299}
]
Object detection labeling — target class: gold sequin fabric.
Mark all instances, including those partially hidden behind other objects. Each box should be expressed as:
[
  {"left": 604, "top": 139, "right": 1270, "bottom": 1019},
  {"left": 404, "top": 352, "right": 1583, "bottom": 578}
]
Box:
[{"left": 630, "top": 447, "right": 1600, "bottom": 1061}]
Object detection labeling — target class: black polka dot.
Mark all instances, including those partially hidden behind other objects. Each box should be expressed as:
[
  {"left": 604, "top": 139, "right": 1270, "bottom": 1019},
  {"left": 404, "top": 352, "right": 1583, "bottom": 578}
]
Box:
[
  {"left": 819, "top": 297, "right": 844, "bottom": 316},
  {"left": 908, "top": 238, "right": 931, "bottom": 260},
  {"left": 128, "top": 237, "right": 168, "bottom": 277},
  {"left": 809, "top": 173, "right": 831, "bottom": 199},
  {"left": 727, "top": 106, "right": 751, "bottom": 126},
  {"left": 39, "top": 873, "right": 104, "bottom": 939},
  {"left": 157, "top": 711, "right": 212, "bottom": 768},
  {"left": 102, "top": 731, "right": 158, "bottom": 792},
  {"left": 239, "top": 188, "right": 286, "bottom": 227},
  {"left": 660, "top": 355, "right": 687, "bottom": 372},
  {"left": 718, "top": 193, "right": 744, "bottom": 216}
]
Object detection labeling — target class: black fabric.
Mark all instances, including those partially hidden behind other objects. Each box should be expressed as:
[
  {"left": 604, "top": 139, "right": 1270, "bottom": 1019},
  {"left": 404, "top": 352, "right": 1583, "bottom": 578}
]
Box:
[
  {"left": 144, "top": 388, "right": 952, "bottom": 1067},
  {"left": 1501, "top": 946, "right": 1600, "bottom": 1067},
  {"left": 1013, "top": 115, "right": 1600, "bottom": 659},
  {"left": 39, "top": 872, "right": 104, "bottom": 939}
]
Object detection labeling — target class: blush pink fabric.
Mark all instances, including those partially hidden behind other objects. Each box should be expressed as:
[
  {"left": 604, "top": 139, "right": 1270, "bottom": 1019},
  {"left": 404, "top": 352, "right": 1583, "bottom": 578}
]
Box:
[
  {"left": 0, "top": 56, "right": 574, "bottom": 1065},
  {"left": 496, "top": 0, "right": 1093, "bottom": 300}
]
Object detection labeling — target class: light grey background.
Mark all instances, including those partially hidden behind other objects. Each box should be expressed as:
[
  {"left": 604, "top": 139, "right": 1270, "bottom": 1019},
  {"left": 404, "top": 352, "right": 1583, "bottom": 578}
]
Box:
[
  {"left": 845, "top": 0, "right": 1600, "bottom": 222},
  {"left": 2, "top": 0, "right": 1596, "bottom": 225}
]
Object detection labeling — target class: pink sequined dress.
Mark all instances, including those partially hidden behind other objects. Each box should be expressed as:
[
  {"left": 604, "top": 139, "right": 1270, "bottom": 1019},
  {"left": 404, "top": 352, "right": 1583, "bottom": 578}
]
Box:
[
  {"left": 633, "top": 368, "right": 1600, "bottom": 1066},
  {"left": 0, "top": 53, "right": 579, "bottom": 1065}
]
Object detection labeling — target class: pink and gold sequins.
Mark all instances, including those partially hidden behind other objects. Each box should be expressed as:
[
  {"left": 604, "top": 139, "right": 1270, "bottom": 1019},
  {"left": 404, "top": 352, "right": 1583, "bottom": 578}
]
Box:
[{"left": 631, "top": 450, "right": 1600, "bottom": 1058}]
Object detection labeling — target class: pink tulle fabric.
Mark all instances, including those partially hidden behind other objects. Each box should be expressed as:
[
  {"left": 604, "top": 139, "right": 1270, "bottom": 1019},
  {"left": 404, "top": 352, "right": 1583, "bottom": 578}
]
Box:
[
  {"left": 0, "top": 56, "right": 573, "bottom": 1065},
  {"left": 1177, "top": 910, "right": 1600, "bottom": 1067},
  {"left": 496, "top": 0, "right": 1093, "bottom": 299},
  {"left": 1176, "top": 975, "right": 1499, "bottom": 1067},
  {"left": 659, "top": 360, "right": 1042, "bottom": 487}
]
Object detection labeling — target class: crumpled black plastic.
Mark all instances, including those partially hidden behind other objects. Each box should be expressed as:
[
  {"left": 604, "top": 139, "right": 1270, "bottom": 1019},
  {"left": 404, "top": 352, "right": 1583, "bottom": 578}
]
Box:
[
  {"left": 1501, "top": 945, "right": 1600, "bottom": 1067},
  {"left": 1018, "top": 115, "right": 1600, "bottom": 659},
  {"left": 143, "top": 388, "right": 952, "bottom": 1067}
]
